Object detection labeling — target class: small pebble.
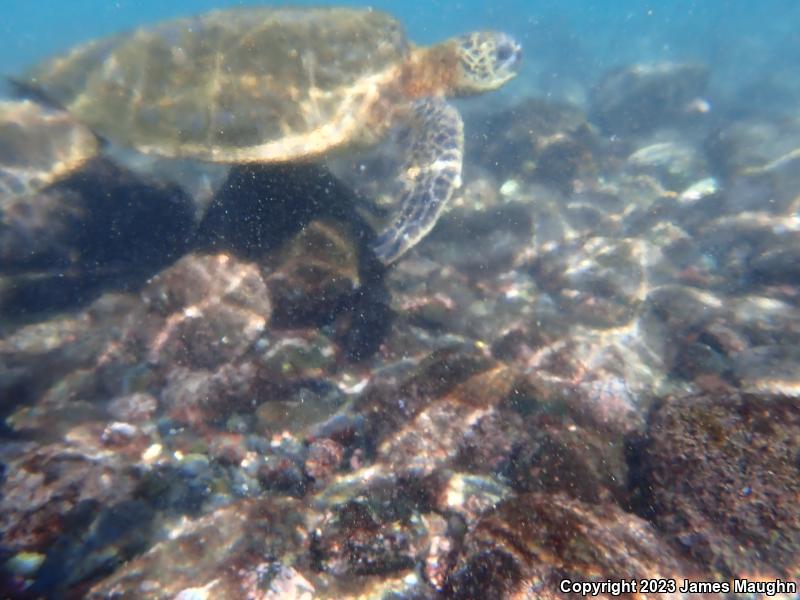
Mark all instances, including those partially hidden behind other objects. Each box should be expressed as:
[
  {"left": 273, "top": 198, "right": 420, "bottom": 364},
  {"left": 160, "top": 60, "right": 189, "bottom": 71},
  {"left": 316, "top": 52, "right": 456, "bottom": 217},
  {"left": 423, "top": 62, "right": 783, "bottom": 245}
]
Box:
[{"left": 499, "top": 179, "right": 520, "bottom": 197}]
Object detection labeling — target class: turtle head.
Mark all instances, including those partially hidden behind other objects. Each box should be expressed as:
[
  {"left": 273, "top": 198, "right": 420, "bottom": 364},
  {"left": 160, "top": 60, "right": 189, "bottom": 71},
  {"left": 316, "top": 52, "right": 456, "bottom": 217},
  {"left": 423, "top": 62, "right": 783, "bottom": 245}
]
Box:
[{"left": 452, "top": 32, "right": 521, "bottom": 94}]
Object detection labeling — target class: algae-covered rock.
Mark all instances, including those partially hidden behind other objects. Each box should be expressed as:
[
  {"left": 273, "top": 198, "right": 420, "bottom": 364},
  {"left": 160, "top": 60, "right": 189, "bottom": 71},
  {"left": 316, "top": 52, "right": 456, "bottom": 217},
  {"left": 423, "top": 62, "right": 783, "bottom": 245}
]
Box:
[
  {"left": 590, "top": 62, "right": 710, "bottom": 135},
  {"left": 632, "top": 391, "right": 800, "bottom": 578}
]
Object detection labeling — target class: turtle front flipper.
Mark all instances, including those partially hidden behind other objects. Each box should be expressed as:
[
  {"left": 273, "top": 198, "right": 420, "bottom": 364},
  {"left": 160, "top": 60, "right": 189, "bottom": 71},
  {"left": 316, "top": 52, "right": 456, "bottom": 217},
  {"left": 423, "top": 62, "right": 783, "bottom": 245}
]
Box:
[{"left": 371, "top": 98, "right": 463, "bottom": 264}]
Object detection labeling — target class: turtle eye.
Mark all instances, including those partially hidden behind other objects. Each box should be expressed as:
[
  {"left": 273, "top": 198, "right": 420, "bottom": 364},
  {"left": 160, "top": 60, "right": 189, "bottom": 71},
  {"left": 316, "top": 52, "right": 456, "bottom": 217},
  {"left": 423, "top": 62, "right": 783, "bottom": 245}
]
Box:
[{"left": 496, "top": 44, "right": 513, "bottom": 62}]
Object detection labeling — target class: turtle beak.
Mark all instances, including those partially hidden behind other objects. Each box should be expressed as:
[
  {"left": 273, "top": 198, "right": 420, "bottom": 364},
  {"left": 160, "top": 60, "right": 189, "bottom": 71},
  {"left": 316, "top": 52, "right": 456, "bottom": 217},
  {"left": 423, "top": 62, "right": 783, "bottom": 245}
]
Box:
[{"left": 511, "top": 42, "right": 522, "bottom": 67}]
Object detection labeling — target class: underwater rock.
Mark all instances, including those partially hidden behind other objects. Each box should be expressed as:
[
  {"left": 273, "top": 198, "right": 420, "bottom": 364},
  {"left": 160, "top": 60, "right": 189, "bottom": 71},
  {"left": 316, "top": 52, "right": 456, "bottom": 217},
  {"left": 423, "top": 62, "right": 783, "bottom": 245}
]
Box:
[
  {"left": 313, "top": 463, "right": 510, "bottom": 554},
  {"left": 435, "top": 472, "right": 512, "bottom": 529},
  {"left": 0, "top": 292, "right": 140, "bottom": 430},
  {"left": 0, "top": 100, "right": 97, "bottom": 199},
  {"left": 295, "top": 349, "right": 526, "bottom": 537},
  {"left": 207, "top": 433, "right": 249, "bottom": 467},
  {"left": 28, "top": 499, "right": 155, "bottom": 598},
  {"left": 559, "top": 189, "right": 628, "bottom": 239},
  {"left": 749, "top": 245, "right": 800, "bottom": 285},
  {"left": 0, "top": 307, "right": 107, "bottom": 375},
  {"left": 422, "top": 200, "right": 533, "bottom": 275},
  {"left": 258, "top": 453, "right": 312, "bottom": 498},
  {"left": 696, "top": 212, "right": 800, "bottom": 289},
  {"left": 307, "top": 468, "right": 450, "bottom": 595},
  {"left": 134, "top": 459, "right": 219, "bottom": 517},
  {"left": 503, "top": 421, "right": 628, "bottom": 504},
  {"left": 384, "top": 258, "right": 480, "bottom": 347},
  {"left": 644, "top": 285, "right": 724, "bottom": 333},
  {"left": 465, "top": 98, "right": 599, "bottom": 190},
  {"left": 356, "top": 344, "right": 500, "bottom": 453},
  {"left": 643, "top": 285, "right": 732, "bottom": 381},
  {"left": 255, "top": 329, "right": 339, "bottom": 385},
  {"left": 722, "top": 171, "right": 799, "bottom": 218},
  {"left": 0, "top": 437, "right": 139, "bottom": 554},
  {"left": 444, "top": 493, "right": 693, "bottom": 599},
  {"left": 261, "top": 565, "right": 317, "bottom": 600},
  {"left": 382, "top": 218, "right": 546, "bottom": 359},
  {"left": 670, "top": 317, "right": 744, "bottom": 385},
  {"left": 499, "top": 319, "right": 663, "bottom": 437},
  {"left": 0, "top": 187, "right": 86, "bottom": 272},
  {"left": 704, "top": 116, "right": 800, "bottom": 179},
  {"left": 264, "top": 219, "right": 361, "bottom": 327},
  {"left": 526, "top": 236, "right": 646, "bottom": 328},
  {"left": 455, "top": 177, "right": 500, "bottom": 212},
  {"left": 86, "top": 498, "right": 306, "bottom": 599},
  {"left": 619, "top": 178, "right": 721, "bottom": 244},
  {"left": 728, "top": 295, "right": 800, "bottom": 347},
  {"left": 254, "top": 379, "right": 347, "bottom": 443},
  {"left": 625, "top": 135, "right": 710, "bottom": 191},
  {"left": 304, "top": 438, "right": 345, "bottom": 485},
  {"left": 589, "top": 62, "right": 710, "bottom": 135},
  {"left": 257, "top": 449, "right": 309, "bottom": 498},
  {"left": 107, "top": 392, "right": 158, "bottom": 423},
  {"left": 732, "top": 345, "right": 800, "bottom": 397},
  {"left": 670, "top": 337, "right": 732, "bottom": 383},
  {"left": 140, "top": 252, "right": 271, "bottom": 370},
  {"left": 382, "top": 256, "right": 468, "bottom": 341},
  {"left": 375, "top": 364, "right": 517, "bottom": 476},
  {"left": 159, "top": 362, "right": 258, "bottom": 429},
  {"left": 0, "top": 158, "right": 196, "bottom": 316},
  {"left": 412, "top": 348, "right": 631, "bottom": 501},
  {"left": 311, "top": 498, "right": 426, "bottom": 576},
  {"left": 632, "top": 391, "right": 800, "bottom": 578},
  {"left": 644, "top": 281, "right": 800, "bottom": 388},
  {"left": 453, "top": 407, "right": 526, "bottom": 478}
]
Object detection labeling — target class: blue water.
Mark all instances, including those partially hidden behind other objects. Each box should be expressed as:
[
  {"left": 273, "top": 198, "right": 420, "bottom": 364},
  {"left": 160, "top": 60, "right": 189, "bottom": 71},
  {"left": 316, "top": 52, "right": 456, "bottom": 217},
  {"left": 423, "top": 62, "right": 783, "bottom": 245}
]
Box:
[{"left": 2, "top": 1, "right": 799, "bottom": 108}]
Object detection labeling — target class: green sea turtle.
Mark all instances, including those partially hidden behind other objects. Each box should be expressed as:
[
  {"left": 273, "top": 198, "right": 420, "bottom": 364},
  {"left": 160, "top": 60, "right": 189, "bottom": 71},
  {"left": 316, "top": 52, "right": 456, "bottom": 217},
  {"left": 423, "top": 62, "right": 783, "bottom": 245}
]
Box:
[{"left": 18, "top": 7, "right": 521, "bottom": 263}]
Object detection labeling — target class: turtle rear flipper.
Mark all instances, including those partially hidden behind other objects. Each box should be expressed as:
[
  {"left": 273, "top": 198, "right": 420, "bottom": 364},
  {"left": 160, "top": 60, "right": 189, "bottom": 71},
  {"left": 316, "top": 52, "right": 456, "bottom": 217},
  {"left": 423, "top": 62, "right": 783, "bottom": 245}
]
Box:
[{"left": 371, "top": 98, "right": 463, "bottom": 264}]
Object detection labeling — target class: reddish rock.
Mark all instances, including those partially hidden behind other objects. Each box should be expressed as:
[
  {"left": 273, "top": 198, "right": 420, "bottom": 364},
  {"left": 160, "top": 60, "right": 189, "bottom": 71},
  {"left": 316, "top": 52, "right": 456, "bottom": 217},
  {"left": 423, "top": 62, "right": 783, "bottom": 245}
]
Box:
[
  {"left": 304, "top": 438, "right": 345, "bottom": 484},
  {"left": 160, "top": 362, "right": 258, "bottom": 429},
  {"left": 632, "top": 392, "right": 800, "bottom": 578},
  {"left": 369, "top": 360, "right": 517, "bottom": 476},
  {"left": 141, "top": 252, "right": 271, "bottom": 370},
  {"left": 208, "top": 433, "right": 248, "bottom": 466},
  {"left": 310, "top": 499, "right": 424, "bottom": 577},
  {"left": 445, "top": 493, "right": 697, "bottom": 599},
  {"left": 0, "top": 438, "right": 138, "bottom": 553},
  {"left": 503, "top": 420, "right": 628, "bottom": 505}
]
